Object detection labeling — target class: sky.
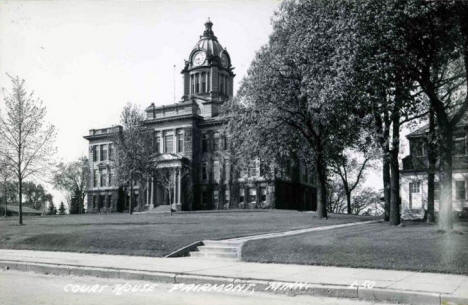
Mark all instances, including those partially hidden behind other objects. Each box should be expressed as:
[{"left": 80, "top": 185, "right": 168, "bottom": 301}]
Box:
[
  {"left": 0, "top": 0, "right": 385, "bottom": 204},
  {"left": 0, "top": 0, "right": 281, "bottom": 162}
]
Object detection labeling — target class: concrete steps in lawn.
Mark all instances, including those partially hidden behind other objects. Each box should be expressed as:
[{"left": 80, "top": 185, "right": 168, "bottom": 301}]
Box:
[{"left": 189, "top": 240, "right": 243, "bottom": 260}]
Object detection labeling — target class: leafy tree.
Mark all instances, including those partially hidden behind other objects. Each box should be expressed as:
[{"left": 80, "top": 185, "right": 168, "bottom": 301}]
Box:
[
  {"left": 52, "top": 157, "right": 89, "bottom": 214},
  {"left": 0, "top": 75, "right": 56, "bottom": 224},
  {"left": 226, "top": 0, "right": 362, "bottom": 218},
  {"left": 47, "top": 202, "right": 56, "bottom": 215},
  {"left": 113, "top": 104, "right": 157, "bottom": 214},
  {"left": 398, "top": 0, "right": 468, "bottom": 230},
  {"left": 22, "top": 182, "right": 53, "bottom": 211},
  {"left": 353, "top": 0, "right": 436, "bottom": 225},
  {"left": 58, "top": 201, "right": 66, "bottom": 215}
]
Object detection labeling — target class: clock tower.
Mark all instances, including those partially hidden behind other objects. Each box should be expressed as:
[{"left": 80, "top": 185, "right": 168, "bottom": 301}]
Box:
[{"left": 181, "top": 19, "right": 235, "bottom": 117}]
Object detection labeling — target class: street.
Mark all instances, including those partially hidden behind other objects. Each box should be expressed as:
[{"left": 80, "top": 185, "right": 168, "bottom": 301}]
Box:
[{"left": 0, "top": 270, "right": 396, "bottom": 305}]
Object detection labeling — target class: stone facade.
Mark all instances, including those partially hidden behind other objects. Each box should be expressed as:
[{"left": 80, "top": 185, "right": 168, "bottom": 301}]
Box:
[{"left": 83, "top": 20, "right": 316, "bottom": 213}]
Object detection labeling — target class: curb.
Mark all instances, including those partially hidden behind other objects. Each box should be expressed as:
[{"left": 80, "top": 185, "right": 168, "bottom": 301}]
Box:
[{"left": 1, "top": 259, "right": 466, "bottom": 305}]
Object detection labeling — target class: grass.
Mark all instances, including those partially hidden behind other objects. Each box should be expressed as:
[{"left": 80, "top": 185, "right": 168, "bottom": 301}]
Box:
[
  {"left": 242, "top": 220, "right": 468, "bottom": 275},
  {"left": 0, "top": 211, "right": 374, "bottom": 257}
]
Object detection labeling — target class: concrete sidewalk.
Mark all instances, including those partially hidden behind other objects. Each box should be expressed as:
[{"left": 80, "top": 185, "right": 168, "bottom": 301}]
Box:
[{"left": 0, "top": 249, "right": 467, "bottom": 305}]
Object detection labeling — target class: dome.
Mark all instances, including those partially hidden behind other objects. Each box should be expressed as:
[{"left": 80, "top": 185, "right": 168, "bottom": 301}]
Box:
[{"left": 191, "top": 19, "right": 227, "bottom": 61}]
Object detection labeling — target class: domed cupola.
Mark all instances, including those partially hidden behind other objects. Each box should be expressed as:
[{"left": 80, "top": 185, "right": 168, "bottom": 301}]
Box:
[
  {"left": 188, "top": 19, "right": 231, "bottom": 70},
  {"left": 181, "top": 19, "right": 235, "bottom": 108}
]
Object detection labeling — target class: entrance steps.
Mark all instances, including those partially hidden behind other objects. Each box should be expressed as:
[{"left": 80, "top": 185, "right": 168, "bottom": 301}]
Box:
[{"left": 189, "top": 240, "right": 243, "bottom": 260}]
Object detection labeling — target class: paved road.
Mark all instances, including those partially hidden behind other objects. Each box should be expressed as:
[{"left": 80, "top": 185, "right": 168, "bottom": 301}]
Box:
[{"left": 0, "top": 270, "right": 396, "bottom": 305}]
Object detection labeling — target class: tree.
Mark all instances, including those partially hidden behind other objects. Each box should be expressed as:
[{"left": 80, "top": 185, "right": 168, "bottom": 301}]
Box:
[
  {"left": 0, "top": 75, "right": 56, "bottom": 225},
  {"left": 58, "top": 201, "right": 66, "bottom": 215},
  {"left": 0, "top": 157, "right": 13, "bottom": 217},
  {"left": 353, "top": 0, "right": 433, "bottom": 225},
  {"left": 47, "top": 202, "right": 56, "bottom": 215},
  {"left": 113, "top": 104, "right": 157, "bottom": 214},
  {"left": 226, "top": 0, "right": 362, "bottom": 218},
  {"left": 330, "top": 149, "right": 374, "bottom": 214},
  {"left": 398, "top": 0, "right": 468, "bottom": 230},
  {"left": 22, "top": 182, "right": 53, "bottom": 211},
  {"left": 52, "top": 157, "right": 90, "bottom": 214}
]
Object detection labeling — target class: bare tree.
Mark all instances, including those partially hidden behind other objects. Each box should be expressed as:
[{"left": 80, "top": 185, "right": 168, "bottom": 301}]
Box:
[
  {"left": 0, "top": 75, "right": 56, "bottom": 224},
  {"left": 0, "top": 157, "right": 13, "bottom": 217},
  {"left": 330, "top": 150, "right": 373, "bottom": 215},
  {"left": 113, "top": 103, "right": 156, "bottom": 214},
  {"left": 154, "top": 164, "right": 190, "bottom": 215}
]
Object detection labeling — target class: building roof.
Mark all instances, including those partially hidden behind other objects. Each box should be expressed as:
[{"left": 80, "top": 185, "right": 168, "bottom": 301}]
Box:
[
  {"left": 192, "top": 19, "right": 226, "bottom": 60},
  {"left": 406, "top": 110, "right": 468, "bottom": 139}
]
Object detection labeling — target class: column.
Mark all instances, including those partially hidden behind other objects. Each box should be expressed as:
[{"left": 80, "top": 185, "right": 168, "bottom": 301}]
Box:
[
  {"left": 177, "top": 167, "right": 181, "bottom": 205},
  {"left": 173, "top": 169, "right": 177, "bottom": 208},
  {"left": 150, "top": 177, "right": 154, "bottom": 208},
  {"left": 146, "top": 178, "right": 150, "bottom": 206}
]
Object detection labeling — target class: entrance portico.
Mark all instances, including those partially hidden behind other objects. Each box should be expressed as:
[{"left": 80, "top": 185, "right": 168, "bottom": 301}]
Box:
[{"left": 147, "top": 153, "right": 190, "bottom": 211}]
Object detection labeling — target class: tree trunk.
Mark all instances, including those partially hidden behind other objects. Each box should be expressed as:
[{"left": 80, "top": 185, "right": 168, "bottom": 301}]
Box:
[
  {"left": 438, "top": 125, "right": 453, "bottom": 231},
  {"left": 316, "top": 152, "right": 328, "bottom": 219},
  {"left": 383, "top": 154, "right": 391, "bottom": 221},
  {"left": 427, "top": 108, "right": 436, "bottom": 223},
  {"left": 129, "top": 178, "right": 133, "bottom": 215},
  {"left": 390, "top": 111, "right": 401, "bottom": 226},
  {"left": 3, "top": 180, "right": 7, "bottom": 217},
  {"left": 18, "top": 176, "right": 23, "bottom": 225},
  {"left": 346, "top": 190, "right": 351, "bottom": 214}
]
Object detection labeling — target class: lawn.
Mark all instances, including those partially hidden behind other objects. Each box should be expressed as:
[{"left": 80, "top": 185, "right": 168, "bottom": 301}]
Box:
[
  {"left": 0, "top": 211, "right": 374, "bottom": 257},
  {"left": 242, "top": 220, "right": 468, "bottom": 275}
]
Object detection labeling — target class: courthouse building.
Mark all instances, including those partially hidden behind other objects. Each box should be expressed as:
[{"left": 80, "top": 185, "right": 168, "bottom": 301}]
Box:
[{"left": 84, "top": 20, "right": 316, "bottom": 213}]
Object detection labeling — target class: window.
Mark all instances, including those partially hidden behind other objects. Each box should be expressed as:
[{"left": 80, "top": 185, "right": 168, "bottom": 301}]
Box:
[
  {"left": 260, "top": 187, "right": 267, "bottom": 202},
  {"left": 249, "top": 188, "right": 257, "bottom": 203},
  {"left": 207, "top": 72, "right": 210, "bottom": 92},
  {"left": 213, "top": 133, "right": 220, "bottom": 151},
  {"left": 213, "top": 190, "right": 219, "bottom": 208},
  {"left": 100, "top": 170, "right": 107, "bottom": 187},
  {"left": 454, "top": 136, "right": 466, "bottom": 156},
  {"left": 248, "top": 161, "right": 257, "bottom": 177},
  {"left": 201, "top": 72, "right": 206, "bottom": 93},
  {"left": 202, "top": 134, "right": 209, "bottom": 153},
  {"left": 191, "top": 75, "right": 194, "bottom": 94},
  {"left": 92, "top": 196, "right": 97, "bottom": 209},
  {"left": 108, "top": 144, "right": 114, "bottom": 161},
  {"left": 409, "top": 182, "right": 420, "bottom": 193},
  {"left": 93, "top": 169, "right": 98, "bottom": 187},
  {"left": 223, "top": 135, "right": 228, "bottom": 150},
  {"left": 219, "top": 74, "right": 224, "bottom": 94},
  {"left": 155, "top": 136, "right": 161, "bottom": 153},
  {"left": 456, "top": 181, "right": 466, "bottom": 200},
  {"left": 434, "top": 182, "right": 440, "bottom": 201},
  {"left": 92, "top": 146, "right": 98, "bottom": 162},
  {"left": 202, "top": 163, "right": 208, "bottom": 181},
  {"left": 108, "top": 170, "right": 113, "bottom": 186},
  {"left": 177, "top": 132, "right": 184, "bottom": 153},
  {"left": 195, "top": 73, "right": 200, "bottom": 93},
  {"left": 106, "top": 195, "right": 111, "bottom": 208},
  {"left": 164, "top": 134, "right": 173, "bottom": 153},
  {"left": 101, "top": 144, "right": 107, "bottom": 161},
  {"left": 239, "top": 189, "right": 245, "bottom": 204},
  {"left": 213, "top": 160, "right": 220, "bottom": 183}
]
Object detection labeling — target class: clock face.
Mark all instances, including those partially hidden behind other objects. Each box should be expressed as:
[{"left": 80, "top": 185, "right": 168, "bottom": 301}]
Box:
[
  {"left": 193, "top": 52, "right": 206, "bottom": 66},
  {"left": 221, "top": 54, "right": 229, "bottom": 68}
]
